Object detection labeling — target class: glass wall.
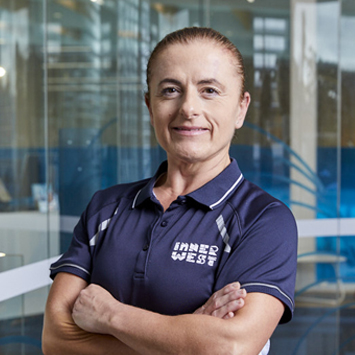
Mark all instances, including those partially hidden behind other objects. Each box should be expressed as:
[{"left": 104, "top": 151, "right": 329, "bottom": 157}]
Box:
[{"left": 0, "top": 0, "right": 354, "bottom": 354}]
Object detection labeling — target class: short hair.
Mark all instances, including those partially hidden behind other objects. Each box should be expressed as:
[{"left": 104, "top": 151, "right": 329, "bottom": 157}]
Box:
[{"left": 146, "top": 27, "right": 246, "bottom": 99}]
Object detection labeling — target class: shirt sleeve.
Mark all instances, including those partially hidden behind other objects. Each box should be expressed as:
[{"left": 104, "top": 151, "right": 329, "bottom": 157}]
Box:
[
  {"left": 214, "top": 201, "right": 298, "bottom": 324},
  {"left": 49, "top": 208, "right": 92, "bottom": 283}
]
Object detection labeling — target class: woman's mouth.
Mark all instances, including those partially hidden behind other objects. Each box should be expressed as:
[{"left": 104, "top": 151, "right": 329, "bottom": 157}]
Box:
[{"left": 173, "top": 126, "right": 208, "bottom": 135}]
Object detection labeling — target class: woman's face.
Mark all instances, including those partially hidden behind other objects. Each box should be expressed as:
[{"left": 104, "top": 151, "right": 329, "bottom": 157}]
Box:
[{"left": 146, "top": 40, "right": 250, "bottom": 165}]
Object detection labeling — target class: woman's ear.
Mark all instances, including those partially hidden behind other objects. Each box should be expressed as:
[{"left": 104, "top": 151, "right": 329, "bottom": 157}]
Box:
[{"left": 235, "top": 92, "right": 251, "bottom": 129}]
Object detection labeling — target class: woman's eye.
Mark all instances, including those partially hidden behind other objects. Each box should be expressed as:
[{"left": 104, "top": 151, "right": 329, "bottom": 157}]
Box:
[
  {"left": 162, "top": 87, "right": 178, "bottom": 95},
  {"left": 203, "top": 87, "right": 218, "bottom": 95}
]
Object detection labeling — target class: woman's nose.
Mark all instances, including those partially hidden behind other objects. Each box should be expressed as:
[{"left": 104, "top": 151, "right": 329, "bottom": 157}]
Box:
[{"left": 179, "top": 90, "right": 201, "bottom": 119}]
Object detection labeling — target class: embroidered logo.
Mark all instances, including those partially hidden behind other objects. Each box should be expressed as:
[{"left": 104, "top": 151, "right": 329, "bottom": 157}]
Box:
[{"left": 171, "top": 242, "right": 219, "bottom": 266}]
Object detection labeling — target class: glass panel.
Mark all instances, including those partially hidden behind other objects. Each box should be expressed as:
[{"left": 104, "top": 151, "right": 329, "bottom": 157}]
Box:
[
  {"left": 340, "top": 0, "right": 355, "bottom": 254},
  {"left": 338, "top": 1, "right": 355, "bottom": 353},
  {"left": 47, "top": 0, "right": 121, "bottom": 253},
  {"left": 0, "top": 1, "right": 48, "bottom": 353},
  {"left": 209, "top": 0, "right": 353, "bottom": 354}
]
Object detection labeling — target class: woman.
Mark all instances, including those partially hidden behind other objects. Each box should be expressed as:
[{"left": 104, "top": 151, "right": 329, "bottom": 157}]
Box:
[{"left": 42, "top": 27, "right": 297, "bottom": 355}]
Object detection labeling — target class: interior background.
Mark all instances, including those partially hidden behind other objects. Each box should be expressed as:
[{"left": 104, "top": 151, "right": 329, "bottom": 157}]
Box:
[{"left": 0, "top": 0, "right": 354, "bottom": 354}]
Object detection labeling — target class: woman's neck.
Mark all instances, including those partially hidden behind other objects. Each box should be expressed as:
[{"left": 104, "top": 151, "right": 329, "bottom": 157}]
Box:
[{"left": 153, "top": 155, "right": 231, "bottom": 211}]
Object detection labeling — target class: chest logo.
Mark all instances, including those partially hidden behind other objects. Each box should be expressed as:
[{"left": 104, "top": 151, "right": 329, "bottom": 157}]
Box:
[{"left": 171, "top": 242, "right": 219, "bottom": 267}]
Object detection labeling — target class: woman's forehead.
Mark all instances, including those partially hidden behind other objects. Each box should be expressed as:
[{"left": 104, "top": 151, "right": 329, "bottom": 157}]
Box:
[
  {"left": 156, "top": 39, "right": 231, "bottom": 59},
  {"left": 151, "top": 40, "right": 237, "bottom": 76}
]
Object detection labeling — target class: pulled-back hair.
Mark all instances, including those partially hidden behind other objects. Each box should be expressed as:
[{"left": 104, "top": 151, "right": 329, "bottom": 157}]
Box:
[{"left": 146, "top": 27, "right": 246, "bottom": 99}]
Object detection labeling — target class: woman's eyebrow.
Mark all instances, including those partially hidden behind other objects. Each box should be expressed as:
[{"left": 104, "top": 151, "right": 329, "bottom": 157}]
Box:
[
  {"left": 157, "top": 77, "right": 226, "bottom": 90},
  {"left": 198, "top": 78, "right": 225, "bottom": 89},
  {"left": 158, "top": 78, "right": 181, "bottom": 86}
]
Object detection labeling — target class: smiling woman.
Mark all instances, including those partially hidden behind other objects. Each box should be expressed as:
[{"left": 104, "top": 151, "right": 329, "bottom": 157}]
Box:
[{"left": 42, "top": 27, "right": 297, "bottom": 355}]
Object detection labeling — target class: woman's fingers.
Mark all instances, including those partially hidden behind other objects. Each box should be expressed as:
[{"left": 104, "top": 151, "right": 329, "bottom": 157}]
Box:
[
  {"left": 216, "top": 298, "right": 245, "bottom": 319},
  {"left": 194, "top": 282, "right": 247, "bottom": 318},
  {"left": 208, "top": 288, "right": 246, "bottom": 318}
]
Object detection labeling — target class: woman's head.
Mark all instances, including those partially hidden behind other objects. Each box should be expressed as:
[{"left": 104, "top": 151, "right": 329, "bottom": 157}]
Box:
[
  {"left": 144, "top": 29, "right": 251, "bottom": 166},
  {"left": 146, "top": 27, "right": 246, "bottom": 100}
]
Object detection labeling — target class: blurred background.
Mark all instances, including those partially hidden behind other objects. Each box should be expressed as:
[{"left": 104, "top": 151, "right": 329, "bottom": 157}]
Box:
[{"left": 0, "top": 0, "right": 354, "bottom": 354}]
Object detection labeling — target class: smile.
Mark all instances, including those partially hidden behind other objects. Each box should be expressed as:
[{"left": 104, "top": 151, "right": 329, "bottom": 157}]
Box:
[
  {"left": 175, "top": 128, "right": 206, "bottom": 131},
  {"left": 173, "top": 127, "right": 208, "bottom": 136}
]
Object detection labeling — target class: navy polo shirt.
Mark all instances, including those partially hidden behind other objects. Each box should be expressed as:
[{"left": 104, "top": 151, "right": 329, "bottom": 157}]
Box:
[{"left": 50, "top": 158, "right": 297, "bottom": 323}]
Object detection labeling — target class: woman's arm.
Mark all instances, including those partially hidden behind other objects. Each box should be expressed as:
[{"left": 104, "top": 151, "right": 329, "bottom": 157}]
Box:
[
  {"left": 42, "top": 272, "right": 246, "bottom": 355},
  {"left": 42, "top": 273, "right": 140, "bottom": 355},
  {"left": 73, "top": 283, "right": 284, "bottom": 355}
]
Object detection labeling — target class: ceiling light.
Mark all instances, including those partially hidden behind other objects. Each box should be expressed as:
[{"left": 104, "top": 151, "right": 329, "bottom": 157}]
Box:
[
  {"left": 0, "top": 252, "right": 6, "bottom": 257},
  {"left": 0, "top": 66, "right": 6, "bottom": 77},
  {"left": 247, "top": 0, "right": 255, "bottom": 3}
]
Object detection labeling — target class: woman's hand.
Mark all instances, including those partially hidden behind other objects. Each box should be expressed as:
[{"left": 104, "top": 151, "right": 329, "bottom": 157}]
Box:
[
  {"left": 193, "top": 282, "right": 246, "bottom": 319},
  {"left": 72, "top": 284, "right": 119, "bottom": 335}
]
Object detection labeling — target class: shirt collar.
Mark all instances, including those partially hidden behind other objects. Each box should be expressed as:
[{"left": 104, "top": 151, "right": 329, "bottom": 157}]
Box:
[
  {"left": 188, "top": 158, "right": 244, "bottom": 209},
  {"left": 132, "top": 159, "right": 244, "bottom": 210},
  {"left": 132, "top": 161, "right": 167, "bottom": 208}
]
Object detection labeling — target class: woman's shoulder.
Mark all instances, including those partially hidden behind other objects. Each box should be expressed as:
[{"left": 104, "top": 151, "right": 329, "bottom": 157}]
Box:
[
  {"left": 229, "top": 178, "right": 296, "bottom": 227},
  {"left": 239, "top": 178, "right": 290, "bottom": 208},
  {"left": 98, "top": 178, "right": 150, "bottom": 199},
  {"left": 85, "top": 178, "right": 151, "bottom": 216}
]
